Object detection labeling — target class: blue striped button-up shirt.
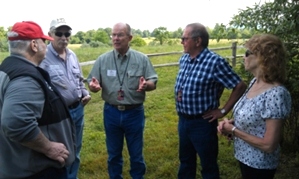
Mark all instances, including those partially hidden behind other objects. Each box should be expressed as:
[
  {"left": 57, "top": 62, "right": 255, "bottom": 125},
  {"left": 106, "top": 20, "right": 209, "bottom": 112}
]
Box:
[{"left": 174, "top": 48, "right": 241, "bottom": 115}]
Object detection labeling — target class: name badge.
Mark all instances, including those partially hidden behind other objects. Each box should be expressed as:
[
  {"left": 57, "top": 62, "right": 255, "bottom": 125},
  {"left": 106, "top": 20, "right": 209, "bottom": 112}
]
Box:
[{"left": 107, "top": 70, "right": 116, "bottom": 76}]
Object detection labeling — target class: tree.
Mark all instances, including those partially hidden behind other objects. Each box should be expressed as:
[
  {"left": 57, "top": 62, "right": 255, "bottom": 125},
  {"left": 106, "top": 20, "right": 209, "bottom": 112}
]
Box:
[
  {"left": 142, "top": 30, "right": 150, "bottom": 38},
  {"left": 70, "top": 36, "right": 81, "bottom": 44},
  {"left": 94, "top": 30, "right": 110, "bottom": 44},
  {"left": 152, "top": 27, "right": 169, "bottom": 45},
  {"left": 104, "top": 27, "right": 112, "bottom": 37},
  {"left": 0, "top": 27, "right": 6, "bottom": 39},
  {"left": 172, "top": 27, "right": 183, "bottom": 39},
  {"left": 84, "top": 30, "right": 96, "bottom": 44},
  {"left": 226, "top": 0, "right": 299, "bottom": 152},
  {"left": 73, "top": 31, "right": 86, "bottom": 44},
  {"left": 133, "top": 29, "right": 143, "bottom": 37},
  {"left": 0, "top": 27, "right": 8, "bottom": 52}
]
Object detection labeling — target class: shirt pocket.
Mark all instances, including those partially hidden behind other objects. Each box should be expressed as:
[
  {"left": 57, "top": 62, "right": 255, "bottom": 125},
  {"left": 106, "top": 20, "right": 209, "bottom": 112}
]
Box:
[
  {"left": 127, "top": 70, "right": 143, "bottom": 90},
  {"left": 48, "top": 65, "right": 65, "bottom": 84},
  {"left": 72, "top": 67, "right": 82, "bottom": 85}
]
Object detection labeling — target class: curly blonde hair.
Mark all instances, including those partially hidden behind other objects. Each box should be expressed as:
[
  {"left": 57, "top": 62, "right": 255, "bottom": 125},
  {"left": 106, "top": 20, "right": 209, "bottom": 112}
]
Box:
[{"left": 245, "top": 34, "right": 287, "bottom": 84}]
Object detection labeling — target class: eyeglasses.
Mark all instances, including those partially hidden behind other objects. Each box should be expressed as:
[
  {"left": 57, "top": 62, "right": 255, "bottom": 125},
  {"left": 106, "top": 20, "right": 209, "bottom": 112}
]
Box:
[
  {"left": 55, "top": 32, "right": 71, "bottom": 38},
  {"left": 181, "top": 37, "right": 191, "bottom": 42},
  {"left": 245, "top": 49, "right": 254, "bottom": 57},
  {"left": 112, "top": 33, "right": 126, "bottom": 38}
]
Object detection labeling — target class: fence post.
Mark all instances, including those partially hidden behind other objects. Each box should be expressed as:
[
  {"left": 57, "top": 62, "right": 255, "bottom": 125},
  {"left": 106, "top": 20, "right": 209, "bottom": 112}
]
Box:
[{"left": 231, "top": 42, "right": 237, "bottom": 67}]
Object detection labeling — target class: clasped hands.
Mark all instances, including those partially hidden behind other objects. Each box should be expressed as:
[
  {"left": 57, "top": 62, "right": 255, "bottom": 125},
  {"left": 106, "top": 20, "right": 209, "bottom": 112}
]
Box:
[{"left": 218, "top": 118, "right": 235, "bottom": 140}]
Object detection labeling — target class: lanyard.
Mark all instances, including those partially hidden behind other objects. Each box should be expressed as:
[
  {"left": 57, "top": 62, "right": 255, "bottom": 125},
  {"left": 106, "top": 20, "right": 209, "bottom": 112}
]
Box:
[{"left": 113, "top": 51, "right": 130, "bottom": 90}]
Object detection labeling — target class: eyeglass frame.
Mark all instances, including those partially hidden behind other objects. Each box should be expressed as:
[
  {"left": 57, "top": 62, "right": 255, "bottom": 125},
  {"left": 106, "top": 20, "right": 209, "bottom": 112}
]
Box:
[
  {"left": 245, "top": 49, "right": 254, "bottom": 57},
  {"left": 181, "top": 36, "right": 200, "bottom": 42},
  {"left": 111, "top": 33, "right": 130, "bottom": 38}
]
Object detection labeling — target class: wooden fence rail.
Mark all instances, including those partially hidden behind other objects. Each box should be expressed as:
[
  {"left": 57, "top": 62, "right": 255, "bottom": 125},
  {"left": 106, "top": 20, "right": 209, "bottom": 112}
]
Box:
[{"left": 79, "top": 42, "right": 244, "bottom": 68}]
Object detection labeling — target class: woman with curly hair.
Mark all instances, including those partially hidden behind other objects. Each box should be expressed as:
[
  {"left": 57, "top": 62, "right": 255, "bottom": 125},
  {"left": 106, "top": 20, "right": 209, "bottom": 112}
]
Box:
[{"left": 218, "top": 34, "right": 292, "bottom": 179}]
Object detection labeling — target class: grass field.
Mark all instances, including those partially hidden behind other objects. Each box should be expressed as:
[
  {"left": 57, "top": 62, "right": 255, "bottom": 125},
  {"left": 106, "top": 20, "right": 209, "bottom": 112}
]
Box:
[
  {"left": 75, "top": 41, "right": 240, "bottom": 179},
  {"left": 1, "top": 40, "right": 297, "bottom": 178},
  {"left": 74, "top": 42, "right": 298, "bottom": 179}
]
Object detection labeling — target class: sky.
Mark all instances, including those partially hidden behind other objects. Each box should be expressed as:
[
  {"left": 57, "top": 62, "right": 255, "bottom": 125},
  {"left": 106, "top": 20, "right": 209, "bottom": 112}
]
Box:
[{"left": 0, "top": 0, "right": 272, "bottom": 34}]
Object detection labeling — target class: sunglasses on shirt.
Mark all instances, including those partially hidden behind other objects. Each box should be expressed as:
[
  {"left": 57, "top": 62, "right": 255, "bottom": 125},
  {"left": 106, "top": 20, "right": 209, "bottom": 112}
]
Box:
[
  {"left": 55, "top": 32, "right": 71, "bottom": 37},
  {"left": 245, "top": 49, "right": 254, "bottom": 57}
]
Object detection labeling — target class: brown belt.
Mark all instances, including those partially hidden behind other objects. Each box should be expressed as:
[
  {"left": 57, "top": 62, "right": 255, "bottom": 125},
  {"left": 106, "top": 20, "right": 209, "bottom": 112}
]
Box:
[{"left": 109, "top": 103, "right": 142, "bottom": 111}]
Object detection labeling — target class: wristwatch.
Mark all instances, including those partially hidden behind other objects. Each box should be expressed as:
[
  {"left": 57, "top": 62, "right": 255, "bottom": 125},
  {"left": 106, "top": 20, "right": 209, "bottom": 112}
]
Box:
[{"left": 220, "top": 108, "right": 226, "bottom": 115}]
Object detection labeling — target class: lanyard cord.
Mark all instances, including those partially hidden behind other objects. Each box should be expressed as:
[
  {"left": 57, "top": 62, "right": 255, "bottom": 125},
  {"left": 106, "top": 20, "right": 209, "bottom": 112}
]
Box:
[{"left": 113, "top": 51, "right": 130, "bottom": 90}]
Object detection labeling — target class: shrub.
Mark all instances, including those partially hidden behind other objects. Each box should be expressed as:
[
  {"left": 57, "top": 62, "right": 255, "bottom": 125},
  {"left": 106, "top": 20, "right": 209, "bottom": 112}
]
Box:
[
  {"left": 84, "top": 41, "right": 107, "bottom": 48},
  {"left": 0, "top": 39, "right": 8, "bottom": 52},
  {"left": 130, "top": 36, "right": 146, "bottom": 47}
]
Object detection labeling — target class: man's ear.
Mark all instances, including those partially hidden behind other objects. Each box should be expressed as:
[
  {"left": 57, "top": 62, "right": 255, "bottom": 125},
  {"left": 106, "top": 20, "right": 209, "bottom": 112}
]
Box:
[
  {"left": 195, "top": 37, "right": 202, "bottom": 47},
  {"left": 30, "top": 39, "right": 38, "bottom": 53},
  {"left": 48, "top": 31, "right": 53, "bottom": 37},
  {"left": 128, "top": 35, "right": 133, "bottom": 42}
]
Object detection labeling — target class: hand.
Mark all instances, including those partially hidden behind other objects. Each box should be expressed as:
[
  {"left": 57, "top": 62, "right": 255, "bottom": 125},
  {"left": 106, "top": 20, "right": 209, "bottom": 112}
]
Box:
[
  {"left": 218, "top": 118, "right": 235, "bottom": 142},
  {"left": 81, "top": 95, "right": 91, "bottom": 106},
  {"left": 137, "top": 76, "right": 147, "bottom": 92},
  {"left": 217, "top": 120, "right": 226, "bottom": 134},
  {"left": 44, "top": 142, "right": 69, "bottom": 166},
  {"left": 202, "top": 109, "right": 224, "bottom": 122},
  {"left": 218, "top": 118, "right": 234, "bottom": 134},
  {"left": 89, "top": 77, "right": 102, "bottom": 92}
]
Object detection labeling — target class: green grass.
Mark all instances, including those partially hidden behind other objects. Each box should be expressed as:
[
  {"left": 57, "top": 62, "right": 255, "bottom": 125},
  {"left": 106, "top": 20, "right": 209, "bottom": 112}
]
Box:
[
  {"left": 77, "top": 41, "right": 241, "bottom": 179},
  {"left": 76, "top": 42, "right": 298, "bottom": 179},
  {"left": 1, "top": 40, "right": 297, "bottom": 178}
]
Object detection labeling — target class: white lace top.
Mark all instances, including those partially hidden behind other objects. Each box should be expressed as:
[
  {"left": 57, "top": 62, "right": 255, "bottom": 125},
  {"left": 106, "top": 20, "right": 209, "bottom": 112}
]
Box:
[{"left": 233, "top": 78, "right": 291, "bottom": 169}]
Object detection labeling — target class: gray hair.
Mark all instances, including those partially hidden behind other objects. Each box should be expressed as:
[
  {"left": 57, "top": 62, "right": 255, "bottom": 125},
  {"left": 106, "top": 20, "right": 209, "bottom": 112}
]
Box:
[
  {"left": 125, "top": 23, "right": 132, "bottom": 36},
  {"left": 186, "top": 23, "right": 209, "bottom": 48},
  {"left": 8, "top": 40, "right": 31, "bottom": 55}
]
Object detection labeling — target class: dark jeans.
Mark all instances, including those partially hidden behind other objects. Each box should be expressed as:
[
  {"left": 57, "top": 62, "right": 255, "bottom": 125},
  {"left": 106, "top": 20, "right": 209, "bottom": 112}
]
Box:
[
  {"left": 104, "top": 102, "right": 146, "bottom": 179},
  {"left": 67, "top": 103, "right": 85, "bottom": 179},
  {"left": 23, "top": 167, "right": 67, "bottom": 179},
  {"left": 239, "top": 161, "right": 276, "bottom": 179},
  {"left": 178, "top": 113, "right": 219, "bottom": 179}
]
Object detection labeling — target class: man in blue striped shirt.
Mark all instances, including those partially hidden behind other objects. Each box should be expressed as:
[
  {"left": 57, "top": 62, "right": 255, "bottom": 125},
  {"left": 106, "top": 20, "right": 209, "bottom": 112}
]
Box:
[{"left": 175, "top": 23, "right": 247, "bottom": 179}]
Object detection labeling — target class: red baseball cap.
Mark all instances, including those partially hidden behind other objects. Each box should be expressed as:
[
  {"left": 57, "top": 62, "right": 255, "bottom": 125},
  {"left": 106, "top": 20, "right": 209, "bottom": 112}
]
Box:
[{"left": 7, "top": 21, "right": 53, "bottom": 41}]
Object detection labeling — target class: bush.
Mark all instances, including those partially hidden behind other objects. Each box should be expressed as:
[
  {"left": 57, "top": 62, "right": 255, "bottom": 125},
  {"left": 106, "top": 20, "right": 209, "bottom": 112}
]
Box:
[
  {"left": 0, "top": 39, "right": 8, "bottom": 52},
  {"left": 130, "top": 36, "right": 146, "bottom": 47},
  {"left": 86, "top": 41, "right": 110, "bottom": 48}
]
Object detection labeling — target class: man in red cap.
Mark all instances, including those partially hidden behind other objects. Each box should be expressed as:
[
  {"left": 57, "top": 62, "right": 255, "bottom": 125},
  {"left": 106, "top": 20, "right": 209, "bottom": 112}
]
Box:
[{"left": 0, "top": 21, "right": 76, "bottom": 179}]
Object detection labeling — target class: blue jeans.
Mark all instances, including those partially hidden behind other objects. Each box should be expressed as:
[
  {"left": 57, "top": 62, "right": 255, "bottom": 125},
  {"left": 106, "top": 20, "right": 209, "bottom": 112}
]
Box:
[
  {"left": 177, "top": 113, "right": 219, "bottom": 179},
  {"left": 67, "top": 103, "right": 84, "bottom": 179},
  {"left": 104, "top": 102, "right": 146, "bottom": 179}
]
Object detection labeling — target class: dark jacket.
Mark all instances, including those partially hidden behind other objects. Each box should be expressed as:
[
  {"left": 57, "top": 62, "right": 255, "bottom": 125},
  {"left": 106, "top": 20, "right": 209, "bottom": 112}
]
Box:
[{"left": 0, "top": 55, "right": 76, "bottom": 178}]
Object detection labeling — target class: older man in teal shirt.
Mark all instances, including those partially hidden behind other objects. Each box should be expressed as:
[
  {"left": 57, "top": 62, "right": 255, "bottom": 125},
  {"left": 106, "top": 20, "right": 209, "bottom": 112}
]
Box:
[{"left": 88, "top": 22, "right": 158, "bottom": 179}]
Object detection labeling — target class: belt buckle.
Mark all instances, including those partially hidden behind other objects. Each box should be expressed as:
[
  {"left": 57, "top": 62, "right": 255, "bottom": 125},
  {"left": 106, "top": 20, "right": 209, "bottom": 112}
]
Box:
[{"left": 117, "top": 105, "right": 125, "bottom": 111}]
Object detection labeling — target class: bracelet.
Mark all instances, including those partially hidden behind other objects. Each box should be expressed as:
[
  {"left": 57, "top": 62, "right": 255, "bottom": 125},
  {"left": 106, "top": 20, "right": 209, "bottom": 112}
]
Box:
[{"left": 232, "top": 126, "right": 237, "bottom": 136}]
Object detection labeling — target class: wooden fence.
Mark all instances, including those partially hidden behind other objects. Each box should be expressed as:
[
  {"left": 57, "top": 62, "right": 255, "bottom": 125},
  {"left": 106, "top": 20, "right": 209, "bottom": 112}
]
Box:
[{"left": 79, "top": 42, "right": 244, "bottom": 68}]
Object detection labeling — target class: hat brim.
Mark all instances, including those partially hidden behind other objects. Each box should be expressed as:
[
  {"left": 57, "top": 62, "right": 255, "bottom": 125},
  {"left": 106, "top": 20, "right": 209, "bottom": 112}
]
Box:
[
  {"left": 42, "top": 35, "right": 54, "bottom": 41},
  {"left": 52, "top": 25, "right": 72, "bottom": 30}
]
